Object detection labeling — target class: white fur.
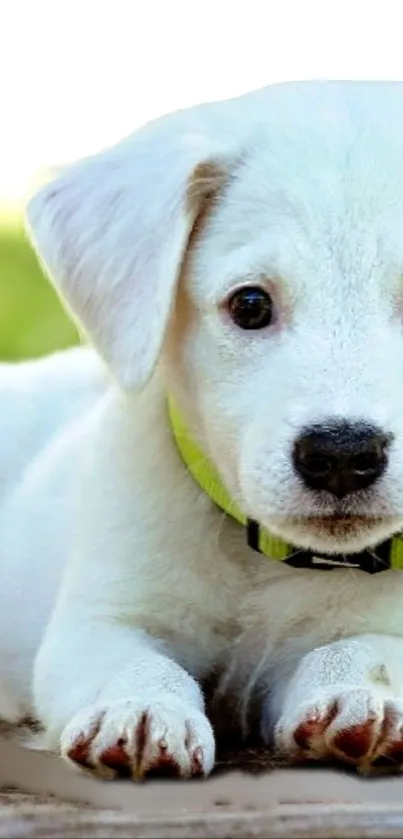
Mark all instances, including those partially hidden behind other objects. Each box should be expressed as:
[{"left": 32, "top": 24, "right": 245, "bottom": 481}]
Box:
[{"left": 2, "top": 80, "right": 403, "bottom": 776}]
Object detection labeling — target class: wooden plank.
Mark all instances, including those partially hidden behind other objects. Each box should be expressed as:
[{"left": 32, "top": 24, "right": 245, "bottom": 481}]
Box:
[
  {"left": 2, "top": 800, "right": 403, "bottom": 838},
  {"left": 2, "top": 737, "right": 403, "bottom": 838}
]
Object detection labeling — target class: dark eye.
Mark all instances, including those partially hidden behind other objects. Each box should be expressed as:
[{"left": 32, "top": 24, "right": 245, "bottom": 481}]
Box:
[{"left": 227, "top": 286, "right": 274, "bottom": 330}]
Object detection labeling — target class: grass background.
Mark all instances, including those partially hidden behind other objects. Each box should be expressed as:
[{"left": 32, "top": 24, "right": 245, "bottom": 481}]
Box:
[{"left": 0, "top": 214, "right": 78, "bottom": 361}]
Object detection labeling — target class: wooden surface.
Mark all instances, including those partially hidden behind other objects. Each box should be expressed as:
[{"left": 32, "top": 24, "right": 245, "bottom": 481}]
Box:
[
  {"left": 2, "top": 797, "right": 403, "bottom": 839},
  {"left": 2, "top": 738, "right": 403, "bottom": 837}
]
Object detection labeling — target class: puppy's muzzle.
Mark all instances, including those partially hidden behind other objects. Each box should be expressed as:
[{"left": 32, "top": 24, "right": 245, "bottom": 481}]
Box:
[{"left": 293, "top": 421, "right": 392, "bottom": 499}]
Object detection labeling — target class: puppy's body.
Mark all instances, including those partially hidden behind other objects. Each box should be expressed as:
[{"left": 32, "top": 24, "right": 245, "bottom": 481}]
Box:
[
  {"left": 0, "top": 348, "right": 108, "bottom": 718},
  {"left": 3, "top": 81, "right": 403, "bottom": 775},
  {"left": 2, "top": 350, "right": 403, "bottom": 774}
]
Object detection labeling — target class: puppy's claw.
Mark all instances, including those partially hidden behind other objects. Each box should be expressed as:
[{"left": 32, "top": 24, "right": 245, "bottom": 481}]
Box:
[
  {"left": 275, "top": 687, "right": 403, "bottom": 773},
  {"left": 61, "top": 694, "right": 215, "bottom": 780}
]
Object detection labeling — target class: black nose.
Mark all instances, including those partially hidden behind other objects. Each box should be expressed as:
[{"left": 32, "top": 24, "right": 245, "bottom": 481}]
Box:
[{"left": 293, "top": 421, "right": 391, "bottom": 498}]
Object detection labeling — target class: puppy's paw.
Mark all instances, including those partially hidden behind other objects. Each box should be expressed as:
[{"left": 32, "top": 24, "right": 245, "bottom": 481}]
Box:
[
  {"left": 274, "top": 687, "right": 403, "bottom": 773},
  {"left": 60, "top": 694, "right": 215, "bottom": 780}
]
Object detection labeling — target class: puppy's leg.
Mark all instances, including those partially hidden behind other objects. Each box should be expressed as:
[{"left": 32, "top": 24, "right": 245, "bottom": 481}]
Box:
[
  {"left": 34, "top": 621, "right": 215, "bottom": 779},
  {"left": 31, "top": 387, "right": 242, "bottom": 781},
  {"left": 270, "top": 634, "right": 403, "bottom": 771}
]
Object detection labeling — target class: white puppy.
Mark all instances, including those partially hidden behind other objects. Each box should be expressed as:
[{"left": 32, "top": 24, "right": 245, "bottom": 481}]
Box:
[{"left": 2, "top": 80, "right": 403, "bottom": 779}]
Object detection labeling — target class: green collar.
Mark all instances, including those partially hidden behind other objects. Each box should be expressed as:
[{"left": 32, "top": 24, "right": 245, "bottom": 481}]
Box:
[{"left": 168, "top": 399, "right": 403, "bottom": 573}]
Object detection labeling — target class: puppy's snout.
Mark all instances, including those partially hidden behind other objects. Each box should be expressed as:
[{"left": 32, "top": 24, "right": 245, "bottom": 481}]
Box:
[{"left": 293, "top": 422, "right": 392, "bottom": 498}]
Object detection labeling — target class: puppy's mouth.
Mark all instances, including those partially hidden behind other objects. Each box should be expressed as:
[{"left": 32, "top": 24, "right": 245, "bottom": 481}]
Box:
[
  {"left": 264, "top": 508, "right": 399, "bottom": 554},
  {"left": 292, "top": 513, "right": 384, "bottom": 538}
]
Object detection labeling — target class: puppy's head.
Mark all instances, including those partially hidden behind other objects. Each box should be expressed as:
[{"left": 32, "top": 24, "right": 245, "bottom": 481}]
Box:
[{"left": 26, "top": 81, "right": 403, "bottom": 554}]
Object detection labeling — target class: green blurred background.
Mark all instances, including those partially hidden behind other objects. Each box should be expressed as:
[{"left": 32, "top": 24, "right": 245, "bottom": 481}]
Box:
[{"left": 0, "top": 213, "right": 78, "bottom": 361}]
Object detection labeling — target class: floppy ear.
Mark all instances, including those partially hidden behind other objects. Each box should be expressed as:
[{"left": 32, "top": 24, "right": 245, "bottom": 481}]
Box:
[{"left": 25, "top": 111, "right": 231, "bottom": 389}]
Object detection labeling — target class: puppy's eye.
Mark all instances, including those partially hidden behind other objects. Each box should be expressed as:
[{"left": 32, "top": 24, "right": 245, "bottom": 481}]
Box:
[{"left": 227, "top": 287, "right": 274, "bottom": 330}]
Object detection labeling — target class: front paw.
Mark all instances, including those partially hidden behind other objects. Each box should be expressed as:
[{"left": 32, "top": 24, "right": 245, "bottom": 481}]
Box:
[
  {"left": 274, "top": 687, "right": 403, "bottom": 773},
  {"left": 60, "top": 694, "right": 215, "bottom": 780}
]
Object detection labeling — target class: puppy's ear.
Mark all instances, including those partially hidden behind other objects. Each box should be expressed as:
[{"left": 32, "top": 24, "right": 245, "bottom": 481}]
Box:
[{"left": 25, "top": 114, "right": 230, "bottom": 389}]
